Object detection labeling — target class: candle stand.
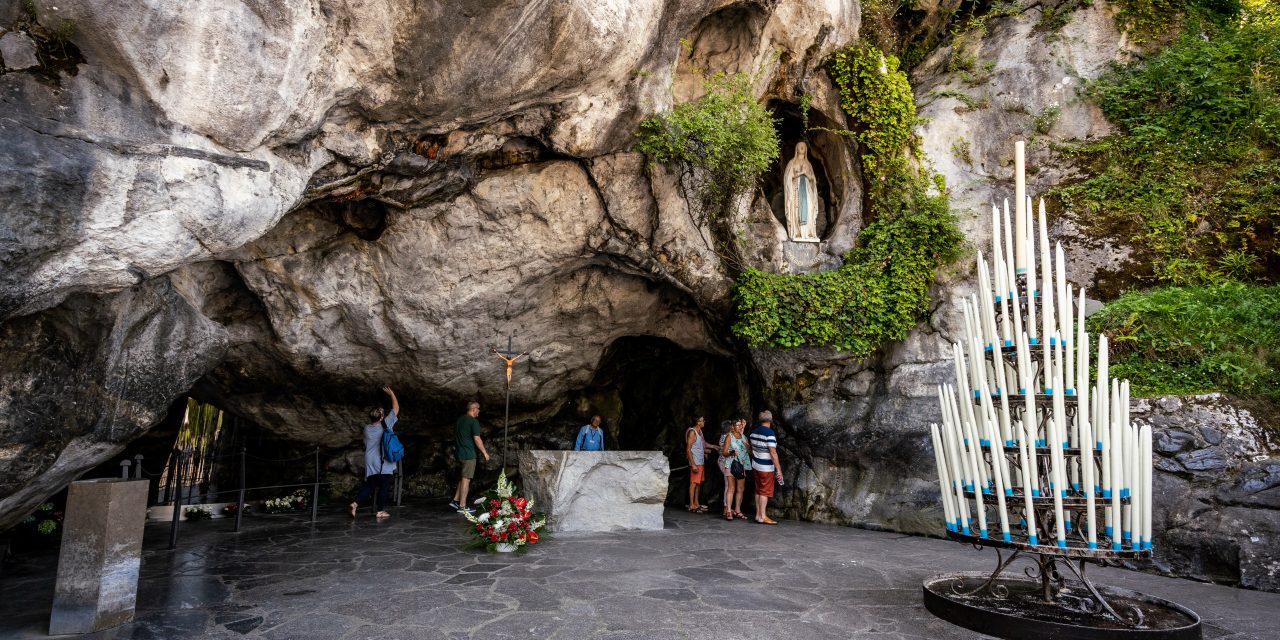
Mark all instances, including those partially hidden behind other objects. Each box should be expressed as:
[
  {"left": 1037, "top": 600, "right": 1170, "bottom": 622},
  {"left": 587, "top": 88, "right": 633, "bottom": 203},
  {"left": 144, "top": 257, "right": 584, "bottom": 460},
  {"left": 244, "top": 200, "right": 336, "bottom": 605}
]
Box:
[{"left": 923, "top": 268, "right": 1201, "bottom": 639}]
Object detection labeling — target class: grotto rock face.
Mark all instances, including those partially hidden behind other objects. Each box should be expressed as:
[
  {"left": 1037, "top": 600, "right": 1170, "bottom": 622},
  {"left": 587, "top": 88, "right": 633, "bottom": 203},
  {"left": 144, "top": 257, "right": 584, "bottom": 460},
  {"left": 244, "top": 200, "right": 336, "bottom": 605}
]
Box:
[
  {"left": 1, "top": 0, "right": 1277, "bottom": 595},
  {"left": 0, "top": 0, "right": 858, "bottom": 530},
  {"left": 1134, "top": 395, "right": 1280, "bottom": 592}
]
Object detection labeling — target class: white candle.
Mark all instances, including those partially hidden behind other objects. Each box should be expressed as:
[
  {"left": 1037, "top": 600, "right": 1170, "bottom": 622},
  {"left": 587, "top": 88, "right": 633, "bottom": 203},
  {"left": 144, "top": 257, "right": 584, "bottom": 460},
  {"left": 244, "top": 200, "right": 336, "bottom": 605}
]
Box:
[
  {"left": 1040, "top": 199, "right": 1056, "bottom": 357},
  {"left": 1142, "top": 423, "right": 1153, "bottom": 550},
  {"left": 994, "top": 209, "right": 1014, "bottom": 348},
  {"left": 1123, "top": 380, "right": 1136, "bottom": 549},
  {"left": 1002, "top": 200, "right": 1017, "bottom": 297},
  {"left": 1080, "top": 389, "right": 1098, "bottom": 548},
  {"left": 1015, "top": 141, "right": 1027, "bottom": 272},
  {"left": 1098, "top": 334, "right": 1112, "bottom": 533},
  {"left": 1057, "top": 244, "right": 1073, "bottom": 396},
  {"left": 1110, "top": 379, "right": 1123, "bottom": 550},
  {"left": 1078, "top": 288, "right": 1093, "bottom": 493},
  {"left": 930, "top": 422, "right": 955, "bottom": 533},
  {"left": 1050, "top": 353, "right": 1068, "bottom": 547},
  {"left": 1026, "top": 196, "right": 1038, "bottom": 345},
  {"left": 955, "top": 345, "right": 992, "bottom": 498},
  {"left": 1018, "top": 411, "right": 1039, "bottom": 544},
  {"left": 940, "top": 389, "right": 972, "bottom": 533},
  {"left": 979, "top": 385, "right": 1012, "bottom": 541}
]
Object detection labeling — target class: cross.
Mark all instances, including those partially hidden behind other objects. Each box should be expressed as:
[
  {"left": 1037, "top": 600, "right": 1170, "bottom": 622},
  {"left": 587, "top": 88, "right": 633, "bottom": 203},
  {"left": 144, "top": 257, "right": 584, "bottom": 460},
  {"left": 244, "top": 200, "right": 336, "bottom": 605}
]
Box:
[{"left": 488, "top": 332, "right": 528, "bottom": 469}]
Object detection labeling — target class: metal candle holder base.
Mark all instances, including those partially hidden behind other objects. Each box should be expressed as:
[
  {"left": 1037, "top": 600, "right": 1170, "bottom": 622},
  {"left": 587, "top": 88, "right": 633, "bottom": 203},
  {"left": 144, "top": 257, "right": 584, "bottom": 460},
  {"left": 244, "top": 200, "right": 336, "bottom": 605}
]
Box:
[{"left": 922, "top": 537, "right": 1200, "bottom": 640}]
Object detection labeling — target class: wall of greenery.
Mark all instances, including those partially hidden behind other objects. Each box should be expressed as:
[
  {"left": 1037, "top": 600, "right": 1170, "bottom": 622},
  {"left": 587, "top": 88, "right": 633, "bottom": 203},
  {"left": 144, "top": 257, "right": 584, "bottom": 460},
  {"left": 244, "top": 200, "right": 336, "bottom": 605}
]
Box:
[
  {"left": 1088, "top": 283, "right": 1279, "bottom": 403},
  {"left": 731, "top": 43, "right": 962, "bottom": 354},
  {"left": 1071, "top": 1, "right": 1280, "bottom": 407},
  {"left": 1055, "top": 1, "right": 1279, "bottom": 286}
]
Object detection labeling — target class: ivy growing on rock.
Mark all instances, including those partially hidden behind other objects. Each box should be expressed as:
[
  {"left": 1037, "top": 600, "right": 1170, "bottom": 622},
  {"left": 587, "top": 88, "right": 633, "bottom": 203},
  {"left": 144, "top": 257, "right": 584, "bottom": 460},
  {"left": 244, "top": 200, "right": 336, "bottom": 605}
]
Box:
[
  {"left": 635, "top": 72, "right": 780, "bottom": 226},
  {"left": 731, "top": 43, "right": 962, "bottom": 354},
  {"left": 1053, "top": 3, "right": 1280, "bottom": 286}
]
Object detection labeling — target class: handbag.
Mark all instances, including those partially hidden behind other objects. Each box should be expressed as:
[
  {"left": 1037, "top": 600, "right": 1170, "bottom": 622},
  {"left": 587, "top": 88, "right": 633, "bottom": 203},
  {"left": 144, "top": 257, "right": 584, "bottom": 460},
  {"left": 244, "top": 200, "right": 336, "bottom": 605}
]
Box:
[{"left": 730, "top": 458, "right": 746, "bottom": 479}]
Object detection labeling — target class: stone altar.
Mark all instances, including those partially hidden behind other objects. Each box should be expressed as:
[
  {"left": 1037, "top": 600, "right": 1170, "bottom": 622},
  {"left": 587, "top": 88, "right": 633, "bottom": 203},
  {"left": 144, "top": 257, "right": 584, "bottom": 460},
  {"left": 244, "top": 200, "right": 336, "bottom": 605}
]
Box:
[
  {"left": 49, "top": 478, "right": 149, "bottom": 635},
  {"left": 517, "top": 450, "right": 668, "bottom": 532}
]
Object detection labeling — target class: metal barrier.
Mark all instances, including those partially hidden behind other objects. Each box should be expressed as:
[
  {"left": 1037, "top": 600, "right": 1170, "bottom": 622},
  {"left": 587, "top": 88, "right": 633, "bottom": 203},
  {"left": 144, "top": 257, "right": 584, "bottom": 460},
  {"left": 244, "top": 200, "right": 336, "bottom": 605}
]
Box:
[
  {"left": 161, "top": 446, "right": 332, "bottom": 550},
  {"left": 122, "top": 445, "right": 409, "bottom": 550}
]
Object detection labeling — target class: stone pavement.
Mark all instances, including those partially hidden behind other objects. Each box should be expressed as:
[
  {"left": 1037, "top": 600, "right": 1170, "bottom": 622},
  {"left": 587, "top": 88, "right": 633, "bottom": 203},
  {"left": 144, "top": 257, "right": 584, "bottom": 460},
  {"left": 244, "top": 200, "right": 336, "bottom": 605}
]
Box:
[{"left": 1, "top": 502, "right": 1276, "bottom": 639}]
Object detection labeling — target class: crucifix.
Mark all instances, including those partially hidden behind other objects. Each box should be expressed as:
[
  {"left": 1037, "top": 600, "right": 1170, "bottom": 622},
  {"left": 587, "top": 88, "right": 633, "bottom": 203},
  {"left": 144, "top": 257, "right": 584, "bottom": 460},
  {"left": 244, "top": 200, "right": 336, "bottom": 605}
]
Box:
[{"left": 489, "top": 333, "right": 527, "bottom": 469}]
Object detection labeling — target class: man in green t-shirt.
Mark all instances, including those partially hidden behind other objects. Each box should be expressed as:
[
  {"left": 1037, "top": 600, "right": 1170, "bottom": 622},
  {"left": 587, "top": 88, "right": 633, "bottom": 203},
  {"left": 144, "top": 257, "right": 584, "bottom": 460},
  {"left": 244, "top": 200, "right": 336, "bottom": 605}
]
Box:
[{"left": 449, "top": 401, "right": 490, "bottom": 513}]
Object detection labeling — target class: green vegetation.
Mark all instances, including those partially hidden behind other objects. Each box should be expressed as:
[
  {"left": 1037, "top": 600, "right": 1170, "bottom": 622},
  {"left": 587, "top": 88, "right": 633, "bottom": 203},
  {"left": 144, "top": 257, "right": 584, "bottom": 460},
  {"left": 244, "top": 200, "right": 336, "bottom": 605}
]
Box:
[
  {"left": 635, "top": 72, "right": 779, "bottom": 225},
  {"left": 1088, "top": 284, "right": 1280, "bottom": 402},
  {"left": 731, "top": 43, "right": 963, "bottom": 353},
  {"left": 1112, "top": 0, "right": 1244, "bottom": 43},
  {"left": 1054, "top": 5, "right": 1280, "bottom": 286},
  {"left": 932, "top": 89, "right": 991, "bottom": 111},
  {"left": 1031, "top": 105, "right": 1061, "bottom": 135}
]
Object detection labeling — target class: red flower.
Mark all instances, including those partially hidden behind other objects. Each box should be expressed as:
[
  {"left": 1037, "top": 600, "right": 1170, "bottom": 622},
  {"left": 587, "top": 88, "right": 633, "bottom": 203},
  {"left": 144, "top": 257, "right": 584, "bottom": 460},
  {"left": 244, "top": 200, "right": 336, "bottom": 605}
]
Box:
[
  {"left": 528, "top": 531, "right": 539, "bottom": 544},
  {"left": 490, "top": 499, "right": 499, "bottom": 507},
  {"left": 514, "top": 497, "right": 527, "bottom": 509}
]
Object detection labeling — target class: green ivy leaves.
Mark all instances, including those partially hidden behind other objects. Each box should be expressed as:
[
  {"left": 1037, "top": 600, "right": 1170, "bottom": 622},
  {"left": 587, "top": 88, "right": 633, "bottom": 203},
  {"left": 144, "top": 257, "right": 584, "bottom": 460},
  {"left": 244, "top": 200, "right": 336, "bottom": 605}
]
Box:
[{"left": 635, "top": 72, "right": 780, "bottom": 222}]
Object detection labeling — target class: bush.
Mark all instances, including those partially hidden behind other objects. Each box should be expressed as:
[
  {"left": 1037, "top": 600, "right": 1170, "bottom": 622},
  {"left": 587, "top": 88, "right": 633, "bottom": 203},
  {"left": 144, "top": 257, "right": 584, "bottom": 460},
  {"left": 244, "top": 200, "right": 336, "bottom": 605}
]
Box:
[
  {"left": 1054, "top": 9, "right": 1280, "bottom": 285},
  {"left": 635, "top": 72, "right": 779, "bottom": 224},
  {"left": 1087, "top": 283, "right": 1280, "bottom": 402}
]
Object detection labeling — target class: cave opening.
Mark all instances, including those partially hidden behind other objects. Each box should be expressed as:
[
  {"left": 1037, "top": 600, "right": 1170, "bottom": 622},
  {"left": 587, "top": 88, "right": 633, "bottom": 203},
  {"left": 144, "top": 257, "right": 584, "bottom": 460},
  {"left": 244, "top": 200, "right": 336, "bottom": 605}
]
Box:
[{"left": 552, "top": 336, "right": 747, "bottom": 506}]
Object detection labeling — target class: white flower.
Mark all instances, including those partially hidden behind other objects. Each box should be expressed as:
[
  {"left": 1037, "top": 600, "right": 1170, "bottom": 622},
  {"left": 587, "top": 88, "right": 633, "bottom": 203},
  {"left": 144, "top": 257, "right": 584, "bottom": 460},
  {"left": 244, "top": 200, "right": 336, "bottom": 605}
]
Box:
[
  {"left": 478, "top": 512, "right": 490, "bottom": 523},
  {"left": 474, "top": 496, "right": 485, "bottom": 505}
]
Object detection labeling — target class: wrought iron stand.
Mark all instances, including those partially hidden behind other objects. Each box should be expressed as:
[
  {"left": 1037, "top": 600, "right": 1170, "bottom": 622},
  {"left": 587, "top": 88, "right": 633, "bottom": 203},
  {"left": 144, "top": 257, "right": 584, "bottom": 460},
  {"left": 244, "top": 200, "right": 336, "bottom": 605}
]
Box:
[{"left": 923, "top": 273, "right": 1201, "bottom": 639}]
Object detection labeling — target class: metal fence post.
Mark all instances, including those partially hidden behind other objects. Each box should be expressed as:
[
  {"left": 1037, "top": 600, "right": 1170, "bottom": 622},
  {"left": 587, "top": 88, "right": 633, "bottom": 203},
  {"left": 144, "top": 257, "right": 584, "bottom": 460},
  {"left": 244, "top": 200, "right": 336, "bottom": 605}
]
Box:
[
  {"left": 311, "top": 446, "right": 320, "bottom": 523},
  {"left": 133, "top": 454, "right": 144, "bottom": 479},
  {"left": 168, "top": 450, "right": 184, "bottom": 550},
  {"left": 120, "top": 460, "right": 131, "bottom": 479},
  {"left": 395, "top": 467, "right": 403, "bottom": 507},
  {"left": 234, "top": 447, "right": 246, "bottom": 533}
]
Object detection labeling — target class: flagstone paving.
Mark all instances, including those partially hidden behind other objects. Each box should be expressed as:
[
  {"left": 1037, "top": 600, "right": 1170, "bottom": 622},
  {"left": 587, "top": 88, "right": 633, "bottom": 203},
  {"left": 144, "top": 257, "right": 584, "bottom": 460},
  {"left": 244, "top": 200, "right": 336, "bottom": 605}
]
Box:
[{"left": 1, "top": 503, "right": 1276, "bottom": 639}]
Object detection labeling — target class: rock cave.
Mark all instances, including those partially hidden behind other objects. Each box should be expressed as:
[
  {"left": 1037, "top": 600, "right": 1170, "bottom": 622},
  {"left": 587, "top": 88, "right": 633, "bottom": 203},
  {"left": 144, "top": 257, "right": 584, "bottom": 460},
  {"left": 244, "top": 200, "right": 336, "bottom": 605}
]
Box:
[{"left": 1, "top": 0, "right": 1279, "bottom": 637}]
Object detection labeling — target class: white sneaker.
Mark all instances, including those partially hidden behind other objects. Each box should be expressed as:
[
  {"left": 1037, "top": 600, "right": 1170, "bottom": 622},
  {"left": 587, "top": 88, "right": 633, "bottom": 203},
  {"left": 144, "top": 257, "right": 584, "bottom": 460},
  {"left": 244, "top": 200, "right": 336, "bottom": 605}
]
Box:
[{"left": 457, "top": 506, "right": 475, "bottom": 514}]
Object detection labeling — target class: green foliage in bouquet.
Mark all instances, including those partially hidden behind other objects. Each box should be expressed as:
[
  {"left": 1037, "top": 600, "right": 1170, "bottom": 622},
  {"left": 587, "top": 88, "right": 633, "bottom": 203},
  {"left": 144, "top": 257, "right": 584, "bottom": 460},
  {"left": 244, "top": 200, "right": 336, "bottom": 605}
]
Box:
[{"left": 462, "top": 470, "right": 547, "bottom": 555}]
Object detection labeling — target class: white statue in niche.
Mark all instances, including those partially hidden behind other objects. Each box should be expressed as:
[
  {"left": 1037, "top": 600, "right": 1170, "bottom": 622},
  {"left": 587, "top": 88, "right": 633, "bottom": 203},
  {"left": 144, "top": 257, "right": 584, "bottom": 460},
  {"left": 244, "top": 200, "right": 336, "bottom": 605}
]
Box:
[{"left": 784, "top": 142, "right": 821, "bottom": 242}]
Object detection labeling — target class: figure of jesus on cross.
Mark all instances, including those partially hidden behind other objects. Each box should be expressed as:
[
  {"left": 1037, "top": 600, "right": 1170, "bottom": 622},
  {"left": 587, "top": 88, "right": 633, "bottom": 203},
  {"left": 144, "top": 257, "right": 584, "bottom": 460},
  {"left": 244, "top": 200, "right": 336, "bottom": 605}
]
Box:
[{"left": 489, "top": 334, "right": 527, "bottom": 469}]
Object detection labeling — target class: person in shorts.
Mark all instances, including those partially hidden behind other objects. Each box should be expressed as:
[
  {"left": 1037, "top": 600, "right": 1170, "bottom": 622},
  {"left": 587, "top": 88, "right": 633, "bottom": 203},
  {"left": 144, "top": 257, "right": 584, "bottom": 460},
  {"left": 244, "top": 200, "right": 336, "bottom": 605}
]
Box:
[
  {"left": 749, "top": 410, "right": 783, "bottom": 525},
  {"left": 449, "top": 401, "right": 490, "bottom": 513}
]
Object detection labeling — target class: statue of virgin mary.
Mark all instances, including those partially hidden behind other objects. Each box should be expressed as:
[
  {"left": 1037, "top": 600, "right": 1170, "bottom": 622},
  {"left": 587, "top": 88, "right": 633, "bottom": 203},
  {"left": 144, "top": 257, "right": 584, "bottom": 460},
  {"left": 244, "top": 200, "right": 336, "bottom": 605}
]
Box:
[{"left": 784, "top": 142, "right": 821, "bottom": 241}]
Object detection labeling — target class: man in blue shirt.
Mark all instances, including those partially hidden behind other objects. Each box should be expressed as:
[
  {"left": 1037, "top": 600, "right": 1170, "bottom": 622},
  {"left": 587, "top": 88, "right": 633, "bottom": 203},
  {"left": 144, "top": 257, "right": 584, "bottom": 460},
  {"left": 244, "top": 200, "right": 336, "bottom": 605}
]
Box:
[{"left": 575, "top": 415, "right": 605, "bottom": 451}]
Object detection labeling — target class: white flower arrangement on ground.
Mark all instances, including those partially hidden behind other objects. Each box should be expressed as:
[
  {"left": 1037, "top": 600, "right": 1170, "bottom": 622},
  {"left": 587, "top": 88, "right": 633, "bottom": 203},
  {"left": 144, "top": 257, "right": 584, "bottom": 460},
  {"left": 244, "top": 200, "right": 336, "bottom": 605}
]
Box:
[
  {"left": 183, "top": 505, "right": 213, "bottom": 521},
  {"left": 461, "top": 470, "right": 547, "bottom": 554}
]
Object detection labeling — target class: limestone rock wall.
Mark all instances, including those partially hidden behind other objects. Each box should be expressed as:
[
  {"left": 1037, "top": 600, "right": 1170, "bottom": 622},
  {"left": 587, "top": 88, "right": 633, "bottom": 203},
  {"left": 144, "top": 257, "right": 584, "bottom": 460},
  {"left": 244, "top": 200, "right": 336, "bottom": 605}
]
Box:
[
  {"left": 2, "top": 0, "right": 1277, "bottom": 594},
  {"left": 0, "top": 0, "right": 859, "bottom": 529}
]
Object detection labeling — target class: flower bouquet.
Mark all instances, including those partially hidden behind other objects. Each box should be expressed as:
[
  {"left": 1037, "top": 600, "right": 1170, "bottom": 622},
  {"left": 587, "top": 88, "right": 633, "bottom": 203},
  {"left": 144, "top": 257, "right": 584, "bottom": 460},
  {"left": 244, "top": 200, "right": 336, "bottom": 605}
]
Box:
[
  {"left": 263, "top": 489, "right": 308, "bottom": 514},
  {"left": 183, "top": 505, "right": 213, "bottom": 521},
  {"left": 461, "top": 470, "right": 547, "bottom": 554}
]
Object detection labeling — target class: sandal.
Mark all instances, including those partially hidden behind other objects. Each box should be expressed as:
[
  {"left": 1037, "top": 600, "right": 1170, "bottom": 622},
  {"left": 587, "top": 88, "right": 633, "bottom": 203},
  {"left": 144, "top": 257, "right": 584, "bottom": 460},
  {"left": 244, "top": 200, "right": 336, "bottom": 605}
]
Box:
[
  {"left": 759, "top": 518, "right": 778, "bottom": 525},
  {"left": 375, "top": 511, "right": 391, "bottom": 519},
  {"left": 724, "top": 511, "right": 734, "bottom": 521},
  {"left": 695, "top": 505, "right": 709, "bottom": 513},
  {"left": 735, "top": 512, "right": 749, "bottom": 520},
  {"left": 685, "top": 505, "right": 697, "bottom": 512}
]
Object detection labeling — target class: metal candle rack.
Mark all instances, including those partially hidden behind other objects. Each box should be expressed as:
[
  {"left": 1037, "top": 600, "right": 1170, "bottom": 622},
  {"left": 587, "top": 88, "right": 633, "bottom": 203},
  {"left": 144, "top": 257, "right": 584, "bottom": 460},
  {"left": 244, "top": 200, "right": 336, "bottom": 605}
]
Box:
[{"left": 922, "top": 141, "right": 1198, "bottom": 640}]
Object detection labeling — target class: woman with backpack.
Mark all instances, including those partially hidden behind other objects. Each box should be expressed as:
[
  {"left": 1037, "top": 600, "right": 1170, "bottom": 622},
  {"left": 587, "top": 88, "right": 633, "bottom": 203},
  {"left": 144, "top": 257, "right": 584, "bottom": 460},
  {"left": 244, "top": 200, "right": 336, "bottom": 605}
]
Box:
[{"left": 350, "top": 386, "right": 401, "bottom": 519}]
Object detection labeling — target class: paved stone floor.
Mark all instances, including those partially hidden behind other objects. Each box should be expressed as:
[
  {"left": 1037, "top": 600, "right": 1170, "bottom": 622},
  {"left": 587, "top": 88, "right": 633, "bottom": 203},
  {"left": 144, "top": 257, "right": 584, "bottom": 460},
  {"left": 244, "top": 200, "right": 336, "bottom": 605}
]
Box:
[{"left": 2, "top": 502, "right": 1276, "bottom": 639}]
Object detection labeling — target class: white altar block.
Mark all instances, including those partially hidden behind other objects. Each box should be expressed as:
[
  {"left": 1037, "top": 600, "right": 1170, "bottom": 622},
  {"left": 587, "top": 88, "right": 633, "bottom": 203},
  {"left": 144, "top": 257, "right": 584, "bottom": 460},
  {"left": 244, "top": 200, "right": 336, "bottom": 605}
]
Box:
[{"left": 518, "top": 450, "right": 669, "bottom": 532}]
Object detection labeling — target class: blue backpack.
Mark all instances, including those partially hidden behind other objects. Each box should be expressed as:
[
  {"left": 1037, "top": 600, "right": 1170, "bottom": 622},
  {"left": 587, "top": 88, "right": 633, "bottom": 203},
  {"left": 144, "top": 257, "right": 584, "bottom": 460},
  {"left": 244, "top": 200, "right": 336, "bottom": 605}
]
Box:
[{"left": 380, "top": 420, "right": 405, "bottom": 463}]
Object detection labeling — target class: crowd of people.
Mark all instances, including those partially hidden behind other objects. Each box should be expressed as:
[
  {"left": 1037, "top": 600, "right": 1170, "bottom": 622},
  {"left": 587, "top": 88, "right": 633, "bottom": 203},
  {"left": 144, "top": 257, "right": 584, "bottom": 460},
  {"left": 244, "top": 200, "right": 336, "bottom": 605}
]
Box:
[
  {"left": 348, "top": 388, "right": 784, "bottom": 525},
  {"left": 683, "top": 411, "right": 783, "bottom": 525}
]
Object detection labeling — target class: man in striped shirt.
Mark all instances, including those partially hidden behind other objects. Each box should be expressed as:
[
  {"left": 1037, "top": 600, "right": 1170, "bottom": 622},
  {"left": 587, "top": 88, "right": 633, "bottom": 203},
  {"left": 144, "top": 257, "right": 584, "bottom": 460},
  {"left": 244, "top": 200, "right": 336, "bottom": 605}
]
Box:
[{"left": 749, "top": 410, "right": 783, "bottom": 525}]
